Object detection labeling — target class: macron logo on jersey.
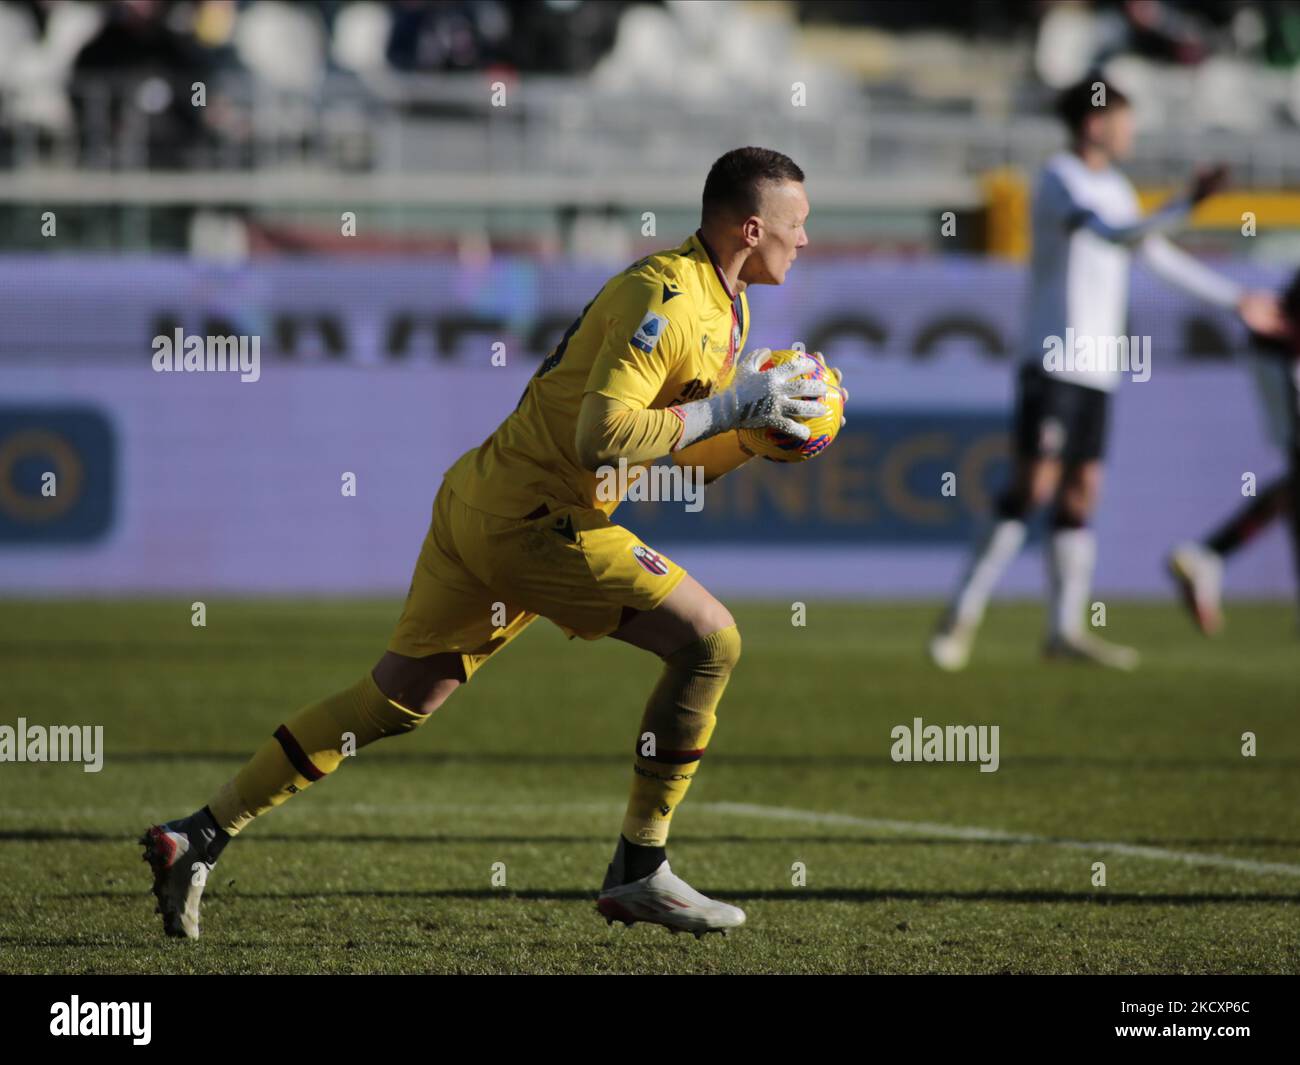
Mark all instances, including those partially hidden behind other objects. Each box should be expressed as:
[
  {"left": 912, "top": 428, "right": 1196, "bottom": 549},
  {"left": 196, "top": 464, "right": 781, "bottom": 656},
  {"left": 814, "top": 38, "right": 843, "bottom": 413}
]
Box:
[{"left": 630, "top": 311, "right": 667, "bottom": 354}]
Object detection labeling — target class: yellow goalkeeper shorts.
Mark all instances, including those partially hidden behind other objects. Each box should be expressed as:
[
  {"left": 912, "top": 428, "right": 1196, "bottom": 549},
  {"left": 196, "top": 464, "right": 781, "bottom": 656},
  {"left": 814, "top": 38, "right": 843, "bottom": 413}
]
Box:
[{"left": 387, "top": 479, "right": 688, "bottom": 681}]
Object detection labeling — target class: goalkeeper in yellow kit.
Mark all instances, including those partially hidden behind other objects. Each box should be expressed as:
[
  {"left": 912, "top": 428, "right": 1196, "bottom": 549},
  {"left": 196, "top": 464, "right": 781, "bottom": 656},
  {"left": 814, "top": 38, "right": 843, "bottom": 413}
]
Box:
[{"left": 141, "top": 147, "right": 833, "bottom": 939}]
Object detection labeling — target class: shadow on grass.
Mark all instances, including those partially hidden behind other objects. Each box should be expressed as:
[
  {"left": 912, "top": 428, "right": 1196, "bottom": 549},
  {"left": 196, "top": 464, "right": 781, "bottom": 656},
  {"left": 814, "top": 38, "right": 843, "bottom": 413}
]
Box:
[
  {"left": 48, "top": 887, "right": 1300, "bottom": 905},
  {"left": 55, "top": 750, "right": 1300, "bottom": 771},
  {"left": 7, "top": 829, "right": 1300, "bottom": 852}
]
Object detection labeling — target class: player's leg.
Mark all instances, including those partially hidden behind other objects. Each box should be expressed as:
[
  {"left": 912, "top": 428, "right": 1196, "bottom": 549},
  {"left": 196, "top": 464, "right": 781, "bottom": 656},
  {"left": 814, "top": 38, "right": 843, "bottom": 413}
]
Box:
[
  {"left": 1203, "top": 477, "right": 1289, "bottom": 558},
  {"left": 372, "top": 650, "right": 465, "bottom": 713},
  {"left": 140, "top": 482, "right": 508, "bottom": 939},
  {"left": 1168, "top": 476, "right": 1289, "bottom": 635},
  {"left": 1046, "top": 458, "right": 1102, "bottom": 643},
  {"left": 1282, "top": 392, "right": 1300, "bottom": 625},
  {"left": 931, "top": 453, "right": 1061, "bottom": 670},
  {"left": 140, "top": 658, "right": 455, "bottom": 939},
  {"left": 462, "top": 497, "right": 744, "bottom": 933},
  {"left": 931, "top": 364, "right": 1062, "bottom": 671},
  {"left": 607, "top": 575, "right": 736, "bottom": 854},
  {"left": 1289, "top": 464, "right": 1300, "bottom": 627},
  {"left": 596, "top": 574, "right": 745, "bottom": 934},
  {"left": 951, "top": 452, "right": 1061, "bottom": 627},
  {"left": 1283, "top": 365, "right": 1300, "bottom": 626},
  {"left": 1043, "top": 459, "right": 1137, "bottom": 669},
  {"left": 483, "top": 500, "right": 745, "bottom": 934},
  {"left": 205, "top": 653, "right": 461, "bottom": 833}
]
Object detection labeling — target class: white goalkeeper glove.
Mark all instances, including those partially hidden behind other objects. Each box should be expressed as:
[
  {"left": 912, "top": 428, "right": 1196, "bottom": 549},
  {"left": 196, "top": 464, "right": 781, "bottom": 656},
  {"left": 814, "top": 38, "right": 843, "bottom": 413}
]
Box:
[{"left": 673, "top": 347, "right": 830, "bottom": 450}]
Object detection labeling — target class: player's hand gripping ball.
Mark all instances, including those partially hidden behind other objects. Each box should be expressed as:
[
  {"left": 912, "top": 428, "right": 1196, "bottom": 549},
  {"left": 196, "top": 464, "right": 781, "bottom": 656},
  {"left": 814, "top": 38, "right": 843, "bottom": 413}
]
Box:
[{"left": 738, "top": 349, "right": 848, "bottom": 462}]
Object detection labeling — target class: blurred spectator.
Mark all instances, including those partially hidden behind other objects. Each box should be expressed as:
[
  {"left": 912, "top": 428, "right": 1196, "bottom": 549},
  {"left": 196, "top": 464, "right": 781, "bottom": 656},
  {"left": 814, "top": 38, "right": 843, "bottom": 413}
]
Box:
[
  {"left": 233, "top": 1, "right": 327, "bottom": 92},
  {"left": 72, "top": 0, "right": 212, "bottom": 167},
  {"left": 384, "top": 0, "right": 509, "bottom": 72}
]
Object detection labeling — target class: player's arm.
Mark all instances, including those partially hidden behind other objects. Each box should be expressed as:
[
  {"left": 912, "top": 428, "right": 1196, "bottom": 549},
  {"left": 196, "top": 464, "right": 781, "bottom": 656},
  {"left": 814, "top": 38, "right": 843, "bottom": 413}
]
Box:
[
  {"left": 575, "top": 391, "right": 687, "bottom": 470},
  {"left": 575, "top": 358, "right": 829, "bottom": 472},
  {"left": 577, "top": 396, "right": 752, "bottom": 483},
  {"left": 576, "top": 284, "right": 828, "bottom": 471},
  {"left": 1137, "top": 234, "right": 1241, "bottom": 308},
  {"left": 1137, "top": 236, "right": 1284, "bottom": 334},
  {"left": 1070, "top": 196, "right": 1191, "bottom": 246},
  {"left": 674, "top": 286, "right": 765, "bottom": 483},
  {"left": 671, "top": 430, "right": 753, "bottom": 485},
  {"left": 575, "top": 282, "right": 696, "bottom": 471},
  {"left": 671, "top": 357, "right": 847, "bottom": 483},
  {"left": 1052, "top": 165, "right": 1223, "bottom": 247}
]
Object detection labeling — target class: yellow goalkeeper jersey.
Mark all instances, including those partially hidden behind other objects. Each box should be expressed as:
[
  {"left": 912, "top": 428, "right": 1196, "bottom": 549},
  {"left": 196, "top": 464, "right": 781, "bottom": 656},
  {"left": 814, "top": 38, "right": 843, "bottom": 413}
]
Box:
[{"left": 443, "top": 229, "right": 750, "bottom": 519}]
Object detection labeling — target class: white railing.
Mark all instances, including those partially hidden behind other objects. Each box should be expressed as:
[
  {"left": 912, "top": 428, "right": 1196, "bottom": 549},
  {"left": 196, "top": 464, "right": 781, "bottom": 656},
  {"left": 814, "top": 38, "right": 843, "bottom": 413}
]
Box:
[{"left": 5, "top": 72, "right": 1300, "bottom": 204}]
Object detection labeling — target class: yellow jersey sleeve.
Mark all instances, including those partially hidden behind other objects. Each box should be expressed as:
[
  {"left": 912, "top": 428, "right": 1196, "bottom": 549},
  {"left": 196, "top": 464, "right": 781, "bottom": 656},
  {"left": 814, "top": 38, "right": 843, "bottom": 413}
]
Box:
[
  {"left": 672, "top": 429, "right": 753, "bottom": 483},
  {"left": 583, "top": 274, "right": 695, "bottom": 409},
  {"left": 574, "top": 392, "right": 685, "bottom": 469}
]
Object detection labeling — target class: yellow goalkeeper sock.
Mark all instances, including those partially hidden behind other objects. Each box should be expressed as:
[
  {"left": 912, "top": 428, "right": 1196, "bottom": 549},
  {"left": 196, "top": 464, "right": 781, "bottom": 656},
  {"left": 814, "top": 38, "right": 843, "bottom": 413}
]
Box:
[
  {"left": 207, "top": 674, "right": 428, "bottom": 835},
  {"left": 621, "top": 624, "right": 741, "bottom": 847}
]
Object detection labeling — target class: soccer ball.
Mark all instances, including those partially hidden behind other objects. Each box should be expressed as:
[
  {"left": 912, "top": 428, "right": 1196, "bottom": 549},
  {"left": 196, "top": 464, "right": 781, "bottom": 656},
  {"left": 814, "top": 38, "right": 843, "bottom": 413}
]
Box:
[{"left": 738, "top": 349, "right": 847, "bottom": 462}]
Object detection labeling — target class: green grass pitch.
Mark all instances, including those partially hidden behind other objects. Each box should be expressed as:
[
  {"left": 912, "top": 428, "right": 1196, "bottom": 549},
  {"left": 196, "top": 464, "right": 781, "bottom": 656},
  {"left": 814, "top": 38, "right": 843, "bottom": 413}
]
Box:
[{"left": 0, "top": 598, "right": 1297, "bottom": 974}]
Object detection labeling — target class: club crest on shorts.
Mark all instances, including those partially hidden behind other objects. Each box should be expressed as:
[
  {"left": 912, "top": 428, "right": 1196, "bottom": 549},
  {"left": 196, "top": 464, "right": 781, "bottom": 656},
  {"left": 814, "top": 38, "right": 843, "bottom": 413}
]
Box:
[{"left": 631, "top": 544, "right": 669, "bottom": 576}]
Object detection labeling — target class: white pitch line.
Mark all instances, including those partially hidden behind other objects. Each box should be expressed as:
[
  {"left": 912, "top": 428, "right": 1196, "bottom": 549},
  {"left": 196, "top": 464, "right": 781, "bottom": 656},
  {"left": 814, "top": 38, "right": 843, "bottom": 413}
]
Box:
[
  {"left": 702, "top": 802, "right": 1300, "bottom": 880},
  {"left": 318, "top": 799, "right": 1300, "bottom": 879}
]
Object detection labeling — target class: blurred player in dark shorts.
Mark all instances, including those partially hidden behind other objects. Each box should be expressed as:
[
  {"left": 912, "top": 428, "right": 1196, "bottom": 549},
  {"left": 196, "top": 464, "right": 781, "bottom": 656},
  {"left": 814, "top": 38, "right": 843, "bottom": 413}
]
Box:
[
  {"left": 1168, "top": 270, "right": 1300, "bottom": 634},
  {"left": 929, "top": 77, "right": 1281, "bottom": 672}
]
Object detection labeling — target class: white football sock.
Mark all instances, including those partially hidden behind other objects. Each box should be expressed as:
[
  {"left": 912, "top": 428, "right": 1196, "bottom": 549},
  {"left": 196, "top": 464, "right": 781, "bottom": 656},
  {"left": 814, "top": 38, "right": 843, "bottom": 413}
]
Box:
[
  {"left": 948, "top": 519, "right": 1027, "bottom": 628},
  {"left": 1049, "top": 527, "right": 1096, "bottom": 639}
]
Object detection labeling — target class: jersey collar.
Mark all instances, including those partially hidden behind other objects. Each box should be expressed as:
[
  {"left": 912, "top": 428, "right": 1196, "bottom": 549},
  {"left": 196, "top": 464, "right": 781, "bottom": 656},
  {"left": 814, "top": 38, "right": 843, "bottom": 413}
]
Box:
[{"left": 690, "top": 229, "right": 737, "bottom": 302}]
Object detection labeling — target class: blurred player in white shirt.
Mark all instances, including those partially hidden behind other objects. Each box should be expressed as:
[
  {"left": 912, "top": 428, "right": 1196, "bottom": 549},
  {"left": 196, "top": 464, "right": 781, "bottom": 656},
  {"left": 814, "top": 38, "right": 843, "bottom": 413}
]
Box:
[{"left": 930, "top": 78, "right": 1282, "bottom": 672}]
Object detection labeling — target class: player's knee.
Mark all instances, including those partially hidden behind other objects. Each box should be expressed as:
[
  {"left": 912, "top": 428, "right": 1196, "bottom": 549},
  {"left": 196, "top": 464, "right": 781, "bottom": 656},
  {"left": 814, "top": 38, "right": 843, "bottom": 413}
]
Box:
[
  {"left": 712, "top": 622, "right": 742, "bottom": 674},
  {"left": 409, "top": 676, "right": 460, "bottom": 718},
  {"left": 371, "top": 652, "right": 463, "bottom": 721},
  {"left": 673, "top": 620, "right": 742, "bottom": 678},
  {"left": 697, "top": 598, "right": 735, "bottom": 640}
]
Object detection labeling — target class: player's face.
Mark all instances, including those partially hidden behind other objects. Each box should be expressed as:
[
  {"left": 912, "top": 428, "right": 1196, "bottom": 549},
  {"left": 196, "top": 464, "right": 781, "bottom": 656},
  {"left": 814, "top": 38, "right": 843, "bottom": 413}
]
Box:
[
  {"left": 740, "top": 180, "right": 809, "bottom": 286},
  {"left": 1097, "top": 106, "right": 1135, "bottom": 160}
]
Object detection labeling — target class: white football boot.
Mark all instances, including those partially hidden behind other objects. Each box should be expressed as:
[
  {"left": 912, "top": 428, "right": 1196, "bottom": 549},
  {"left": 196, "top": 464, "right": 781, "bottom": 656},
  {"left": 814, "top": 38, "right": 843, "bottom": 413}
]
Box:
[
  {"left": 1167, "top": 542, "right": 1224, "bottom": 636},
  {"left": 929, "top": 620, "right": 978, "bottom": 672},
  {"left": 140, "top": 814, "right": 221, "bottom": 939},
  {"left": 1043, "top": 630, "right": 1140, "bottom": 672},
  {"left": 597, "top": 860, "right": 746, "bottom": 938}
]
